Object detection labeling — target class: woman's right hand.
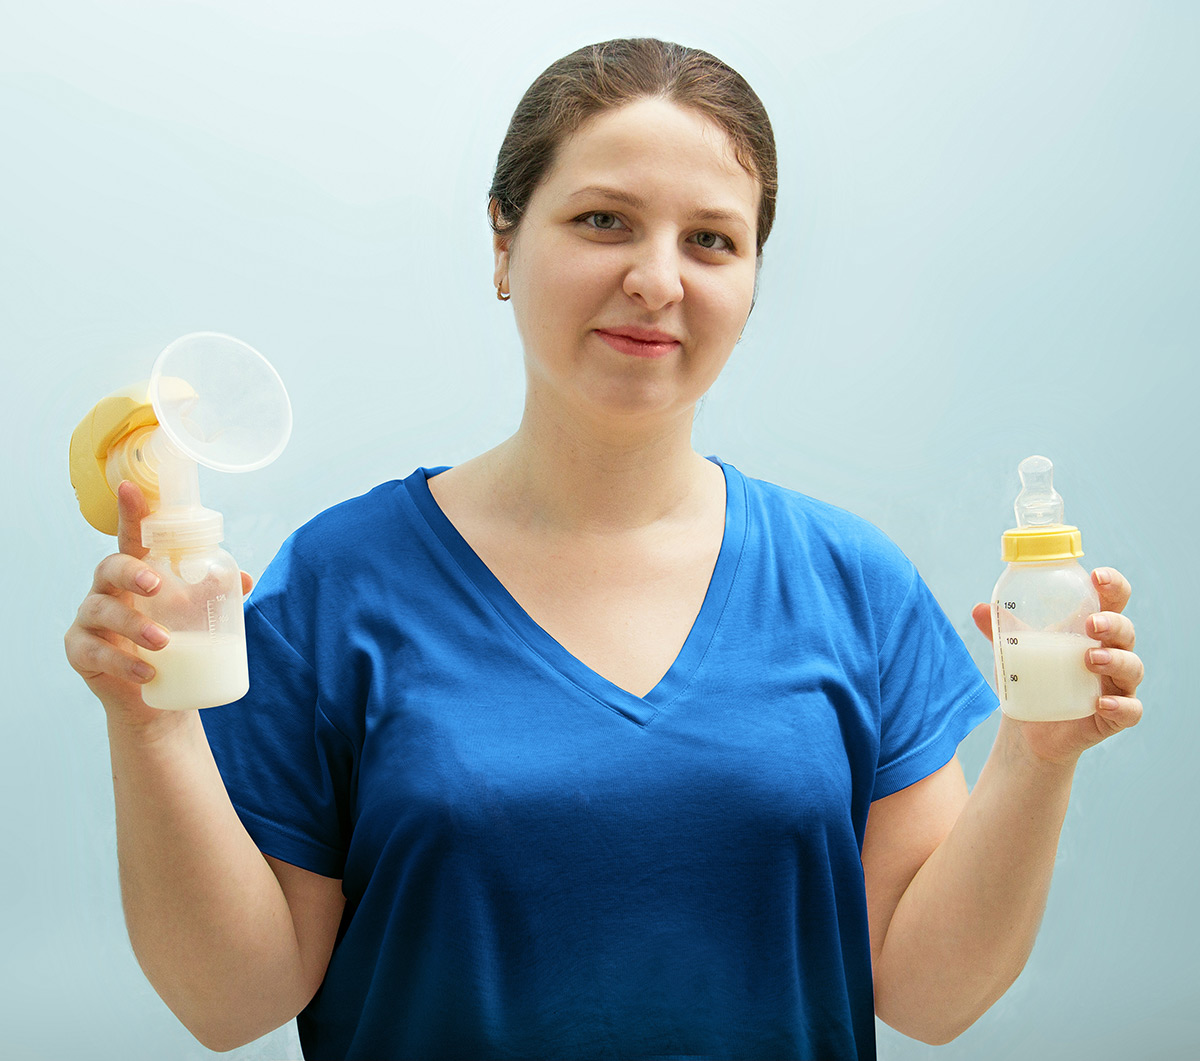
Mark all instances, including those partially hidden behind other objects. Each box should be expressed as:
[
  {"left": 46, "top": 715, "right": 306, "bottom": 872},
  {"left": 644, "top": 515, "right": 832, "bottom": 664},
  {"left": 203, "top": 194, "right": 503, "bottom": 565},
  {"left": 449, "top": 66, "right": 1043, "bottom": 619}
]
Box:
[
  {"left": 66, "top": 481, "right": 255, "bottom": 728},
  {"left": 64, "top": 480, "right": 173, "bottom": 728},
  {"left": 65, "top": 481, "right": 257, "bottom": 727}
]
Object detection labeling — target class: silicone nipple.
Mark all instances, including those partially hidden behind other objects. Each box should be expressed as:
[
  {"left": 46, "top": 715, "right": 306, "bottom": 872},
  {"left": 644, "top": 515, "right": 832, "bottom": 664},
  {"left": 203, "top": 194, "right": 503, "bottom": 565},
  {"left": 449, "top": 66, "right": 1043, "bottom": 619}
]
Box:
[{"left": 1014, "top": 455, "right": 1065, "bottom": 528}]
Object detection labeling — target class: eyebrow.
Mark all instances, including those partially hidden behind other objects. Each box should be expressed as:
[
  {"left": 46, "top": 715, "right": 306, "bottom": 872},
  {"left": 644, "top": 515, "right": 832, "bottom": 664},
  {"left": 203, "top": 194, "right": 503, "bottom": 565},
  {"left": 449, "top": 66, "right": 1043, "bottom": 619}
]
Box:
[{"left": 566, "top": 185, "right": 752, "bottom": 229}]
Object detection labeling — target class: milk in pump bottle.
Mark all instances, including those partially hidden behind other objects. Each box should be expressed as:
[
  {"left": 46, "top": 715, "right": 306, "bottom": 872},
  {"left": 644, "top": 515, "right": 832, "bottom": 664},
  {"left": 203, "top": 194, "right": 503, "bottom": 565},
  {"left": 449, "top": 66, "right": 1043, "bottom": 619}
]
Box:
[{"left": 989, "top": 455, "right": 1101, "bottom": 722}]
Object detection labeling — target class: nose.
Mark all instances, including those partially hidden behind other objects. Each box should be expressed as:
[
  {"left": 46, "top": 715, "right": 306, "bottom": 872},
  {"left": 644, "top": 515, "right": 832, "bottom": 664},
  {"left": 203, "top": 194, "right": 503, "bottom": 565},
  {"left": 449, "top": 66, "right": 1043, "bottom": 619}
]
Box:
[{"left": 622, "top": 236, "right": 684, "bottom": 310}]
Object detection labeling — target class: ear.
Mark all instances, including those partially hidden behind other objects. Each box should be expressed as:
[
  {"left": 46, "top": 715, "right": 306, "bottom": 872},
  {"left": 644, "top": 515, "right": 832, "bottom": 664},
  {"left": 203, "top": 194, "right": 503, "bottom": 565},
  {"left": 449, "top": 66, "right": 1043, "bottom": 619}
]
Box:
[
  {"left": 488, "top": 197, "right": 512, "bottom": 291},
  {"left": 493, "top": 231, "right": 511, "bottom": 291}
]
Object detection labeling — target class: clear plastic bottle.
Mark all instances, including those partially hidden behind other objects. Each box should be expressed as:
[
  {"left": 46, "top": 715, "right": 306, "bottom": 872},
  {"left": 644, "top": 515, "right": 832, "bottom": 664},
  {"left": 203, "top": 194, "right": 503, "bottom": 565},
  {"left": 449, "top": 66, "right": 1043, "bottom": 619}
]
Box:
[
  {"left": 136, "top": 505, "right": 249, "bottom": 711},
  {"left": 990, "top": 456, "right": 1101, "bottom": 722}
]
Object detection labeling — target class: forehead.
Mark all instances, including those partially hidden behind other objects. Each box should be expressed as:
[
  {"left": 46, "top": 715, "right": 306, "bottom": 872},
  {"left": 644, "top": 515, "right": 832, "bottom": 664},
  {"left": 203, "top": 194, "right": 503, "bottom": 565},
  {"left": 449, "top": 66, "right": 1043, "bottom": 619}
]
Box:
[{"left": 538, "top": 98, "right": 759, "bottom": 219}]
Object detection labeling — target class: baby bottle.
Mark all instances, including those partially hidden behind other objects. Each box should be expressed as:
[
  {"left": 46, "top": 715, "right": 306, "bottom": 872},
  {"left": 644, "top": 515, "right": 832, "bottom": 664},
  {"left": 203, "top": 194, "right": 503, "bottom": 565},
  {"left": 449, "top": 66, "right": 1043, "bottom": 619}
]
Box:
[
  {"left": 70, "top": 333, "right": 292, "bottom": 711},
  {"left": 990, "top": 455, "right": 1101, "bottom": 722}
]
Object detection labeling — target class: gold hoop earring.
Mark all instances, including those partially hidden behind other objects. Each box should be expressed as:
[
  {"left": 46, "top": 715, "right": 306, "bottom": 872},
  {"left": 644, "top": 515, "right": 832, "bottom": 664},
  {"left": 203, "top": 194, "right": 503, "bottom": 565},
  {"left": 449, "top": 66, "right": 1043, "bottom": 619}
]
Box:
[{"left": 496, "top": 282, "right": 510, "bottom": 302}]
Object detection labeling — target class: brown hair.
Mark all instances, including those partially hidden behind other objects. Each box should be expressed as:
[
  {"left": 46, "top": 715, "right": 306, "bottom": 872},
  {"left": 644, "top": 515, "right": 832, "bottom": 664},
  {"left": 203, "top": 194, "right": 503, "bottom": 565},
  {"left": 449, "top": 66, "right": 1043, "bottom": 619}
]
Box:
[{"left": 489, "top": 38, "right": 778, "bottom": 257}]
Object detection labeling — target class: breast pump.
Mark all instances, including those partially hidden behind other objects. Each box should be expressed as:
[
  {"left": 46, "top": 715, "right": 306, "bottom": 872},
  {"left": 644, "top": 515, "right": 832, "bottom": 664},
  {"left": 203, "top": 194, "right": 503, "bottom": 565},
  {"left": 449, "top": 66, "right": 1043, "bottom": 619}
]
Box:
[
  {"left": 989, "top": 455, "right": 1101, "bottom": 722},
  {"left": 69, "top": 333, "right": 292, "bottom": 711}
]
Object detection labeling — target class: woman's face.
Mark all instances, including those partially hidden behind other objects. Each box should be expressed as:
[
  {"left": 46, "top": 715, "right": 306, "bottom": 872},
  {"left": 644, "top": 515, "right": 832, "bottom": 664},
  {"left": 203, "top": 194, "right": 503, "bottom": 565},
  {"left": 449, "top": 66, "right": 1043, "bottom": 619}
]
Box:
[{"left": 495, "top": 97, "right": 760, "bottom": 429}]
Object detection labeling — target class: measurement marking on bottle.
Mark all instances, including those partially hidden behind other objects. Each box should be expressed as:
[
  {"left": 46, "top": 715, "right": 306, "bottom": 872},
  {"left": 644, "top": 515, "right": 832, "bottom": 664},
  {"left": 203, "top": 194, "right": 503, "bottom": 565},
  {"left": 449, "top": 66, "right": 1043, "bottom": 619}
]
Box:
[
  {"left": 994, "top": 601, "right": 1009, "bottom": 702},
  {"left": 206, "top": 593, "right": 228, "bottom": 635}
]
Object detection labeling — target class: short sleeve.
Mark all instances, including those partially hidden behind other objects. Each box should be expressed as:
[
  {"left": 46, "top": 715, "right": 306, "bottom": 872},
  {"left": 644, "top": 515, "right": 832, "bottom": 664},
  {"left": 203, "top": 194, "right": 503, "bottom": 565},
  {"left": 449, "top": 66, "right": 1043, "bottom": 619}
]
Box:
[
  {"left": 201, "top": 581, "right": 355, "bottom": 880},
  {"left": 872, "top": 564, "right": 997, "bottom": 800}
]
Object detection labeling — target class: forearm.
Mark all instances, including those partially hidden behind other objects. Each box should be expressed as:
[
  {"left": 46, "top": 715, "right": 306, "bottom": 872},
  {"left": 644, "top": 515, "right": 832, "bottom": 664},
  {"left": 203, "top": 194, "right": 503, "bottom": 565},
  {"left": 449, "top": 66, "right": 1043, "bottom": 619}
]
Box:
[
  {"left": 108, "top": 710, "right": 309, "bottom": 1051},
  {"left": 873, "top": 715, "right": 1076, "bottom": 1044}
]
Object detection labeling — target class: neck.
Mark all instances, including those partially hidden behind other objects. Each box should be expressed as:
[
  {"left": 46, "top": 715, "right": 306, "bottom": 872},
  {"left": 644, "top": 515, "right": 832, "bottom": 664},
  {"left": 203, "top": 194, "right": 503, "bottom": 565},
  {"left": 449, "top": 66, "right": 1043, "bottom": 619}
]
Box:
[{"left": 473, "top": 396, "right": 717, "bottom": 536}]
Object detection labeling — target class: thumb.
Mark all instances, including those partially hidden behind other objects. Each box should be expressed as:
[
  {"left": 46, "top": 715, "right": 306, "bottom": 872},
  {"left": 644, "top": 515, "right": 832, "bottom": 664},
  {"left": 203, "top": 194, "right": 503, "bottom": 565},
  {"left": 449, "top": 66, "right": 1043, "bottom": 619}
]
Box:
[
  {"left": 116, "top": 480, "right": 151, "bottom": 559},
  {"left": 971, "top": 602, "right": 993, "bottom": 642}
]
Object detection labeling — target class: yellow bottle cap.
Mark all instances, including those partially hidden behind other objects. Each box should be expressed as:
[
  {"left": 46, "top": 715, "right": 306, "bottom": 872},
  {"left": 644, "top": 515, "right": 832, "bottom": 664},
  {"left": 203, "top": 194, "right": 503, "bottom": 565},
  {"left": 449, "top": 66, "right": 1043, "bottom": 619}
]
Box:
[{"left": 1001, "top": 524, "right": 1084, "bottom": 562}]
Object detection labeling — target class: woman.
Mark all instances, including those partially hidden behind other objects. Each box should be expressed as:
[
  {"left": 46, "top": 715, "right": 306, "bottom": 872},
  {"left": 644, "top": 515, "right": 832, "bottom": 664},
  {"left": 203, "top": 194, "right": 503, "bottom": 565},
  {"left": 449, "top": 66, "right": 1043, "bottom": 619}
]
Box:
[{"left": 65, "top": 38, "right": 1144, "bottom": 1061}]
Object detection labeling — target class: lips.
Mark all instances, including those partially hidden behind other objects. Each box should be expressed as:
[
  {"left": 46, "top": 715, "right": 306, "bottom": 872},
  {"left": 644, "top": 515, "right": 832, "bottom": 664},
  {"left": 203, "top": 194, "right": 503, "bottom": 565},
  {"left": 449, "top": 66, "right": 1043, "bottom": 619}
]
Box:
[{"left": 594, "top": 327, "right": 681, "bottom": 359}]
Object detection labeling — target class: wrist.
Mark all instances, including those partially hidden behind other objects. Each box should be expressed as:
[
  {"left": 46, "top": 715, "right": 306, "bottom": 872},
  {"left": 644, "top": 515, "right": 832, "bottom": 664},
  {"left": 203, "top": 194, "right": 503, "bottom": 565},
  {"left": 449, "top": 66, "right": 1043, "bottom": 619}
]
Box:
[
  {"left": 996, "top": 713, "right": 1082, "bottom": 777},
  {"left": 107, "top": 704, "right": 203, "bottom": 755}
]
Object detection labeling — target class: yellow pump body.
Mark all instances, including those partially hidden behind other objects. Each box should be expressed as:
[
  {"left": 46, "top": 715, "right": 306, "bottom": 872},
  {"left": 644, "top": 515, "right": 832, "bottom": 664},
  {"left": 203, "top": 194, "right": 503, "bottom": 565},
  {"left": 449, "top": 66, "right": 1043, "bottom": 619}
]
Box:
[{"left": 68, "top": 384, "right": 159, "bottom": 535}]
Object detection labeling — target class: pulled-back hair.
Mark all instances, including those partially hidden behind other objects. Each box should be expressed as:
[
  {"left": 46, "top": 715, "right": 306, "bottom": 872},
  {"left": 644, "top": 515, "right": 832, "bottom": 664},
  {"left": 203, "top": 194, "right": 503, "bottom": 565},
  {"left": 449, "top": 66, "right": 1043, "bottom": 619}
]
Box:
[{"left": 489, "top": 38, "right": 778, "bottom": 257}]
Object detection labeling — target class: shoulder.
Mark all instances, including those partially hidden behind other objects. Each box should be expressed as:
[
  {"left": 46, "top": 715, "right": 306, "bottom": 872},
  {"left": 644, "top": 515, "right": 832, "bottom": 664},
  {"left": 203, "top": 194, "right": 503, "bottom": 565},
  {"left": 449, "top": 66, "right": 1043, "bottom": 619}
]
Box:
[
  {"left": 289, "top": 478, "right": 409, "bottom": 544},
  {"left": 252, "top": 470, "right": 438, "bottom": 599},
  {"left": 244, "top": 470, "right": 444, "bottom": 664},
  {"left": 726, "top": 461, "right": 913, "bottom": 582}
]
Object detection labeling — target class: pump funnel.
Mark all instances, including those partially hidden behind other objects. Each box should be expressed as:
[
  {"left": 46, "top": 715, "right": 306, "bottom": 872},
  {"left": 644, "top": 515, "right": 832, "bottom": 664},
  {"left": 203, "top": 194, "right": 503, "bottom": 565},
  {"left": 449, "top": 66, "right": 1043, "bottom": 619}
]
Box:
[{"left": 69, "top": 332, "right": 292, "bottom": 535}]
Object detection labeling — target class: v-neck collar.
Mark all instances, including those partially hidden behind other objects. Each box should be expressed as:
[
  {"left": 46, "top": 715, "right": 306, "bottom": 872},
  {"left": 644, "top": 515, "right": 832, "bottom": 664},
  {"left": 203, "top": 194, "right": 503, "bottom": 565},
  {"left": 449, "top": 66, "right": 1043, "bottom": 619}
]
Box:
[{"left": 403, "top": 457, "right": 747, "bottom": 726}]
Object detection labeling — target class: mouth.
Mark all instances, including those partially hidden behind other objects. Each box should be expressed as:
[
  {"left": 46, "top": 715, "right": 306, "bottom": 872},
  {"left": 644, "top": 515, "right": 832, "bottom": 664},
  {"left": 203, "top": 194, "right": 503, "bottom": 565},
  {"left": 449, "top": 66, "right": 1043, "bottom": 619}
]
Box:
[{"left": 593, "top": 327, "right": 681, "bottom": 359}]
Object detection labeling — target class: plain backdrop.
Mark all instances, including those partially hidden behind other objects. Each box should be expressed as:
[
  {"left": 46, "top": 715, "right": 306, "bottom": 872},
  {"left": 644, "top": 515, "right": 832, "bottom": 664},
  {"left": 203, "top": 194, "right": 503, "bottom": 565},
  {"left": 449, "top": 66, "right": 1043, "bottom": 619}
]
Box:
[{"left": 2, "top": 1, "right": 1196, "bottom": 1057}]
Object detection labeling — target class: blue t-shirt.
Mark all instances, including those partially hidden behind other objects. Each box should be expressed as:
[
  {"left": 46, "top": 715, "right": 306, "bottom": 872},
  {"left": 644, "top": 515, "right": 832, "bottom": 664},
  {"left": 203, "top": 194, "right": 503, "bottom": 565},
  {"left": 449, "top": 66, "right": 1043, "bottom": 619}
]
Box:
[{"left": 202, "top": 460, "right": 997, "bottom": 1060}]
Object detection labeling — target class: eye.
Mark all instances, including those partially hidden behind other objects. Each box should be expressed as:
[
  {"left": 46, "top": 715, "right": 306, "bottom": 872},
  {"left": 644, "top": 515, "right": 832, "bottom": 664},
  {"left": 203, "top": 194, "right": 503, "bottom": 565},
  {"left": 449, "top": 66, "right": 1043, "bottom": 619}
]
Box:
[
  {"left": 690, "top": 230, "right": 733, "bottom": 253},
  {"left": 576, "top": 211, "right": 627, "bottom": 232}
]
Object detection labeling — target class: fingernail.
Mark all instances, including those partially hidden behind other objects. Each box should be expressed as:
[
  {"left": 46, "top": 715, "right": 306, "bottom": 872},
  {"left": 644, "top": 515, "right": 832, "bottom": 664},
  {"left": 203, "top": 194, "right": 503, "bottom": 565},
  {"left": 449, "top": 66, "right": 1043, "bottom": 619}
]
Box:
[
  {"left": 1088, "top": 648, "right": 1112, "bottom": 666},
  {"left": 133, "top": 661, "right": 155, "bottom": 681},
  {"left": 1095, "top": 568, "right": 1113, "bottom": 586},
  {"left": 1098, "top": 696, "right": 1119, "bottom": 712},
  {"left": 143, "top": 623, "right": 169, "bottom": 649},
  {"left": 136, "top": 570, "right": 160, "bottom": 593},
  {"left": 1091, "top": 614, "right": 1111, "bottom": 635}
]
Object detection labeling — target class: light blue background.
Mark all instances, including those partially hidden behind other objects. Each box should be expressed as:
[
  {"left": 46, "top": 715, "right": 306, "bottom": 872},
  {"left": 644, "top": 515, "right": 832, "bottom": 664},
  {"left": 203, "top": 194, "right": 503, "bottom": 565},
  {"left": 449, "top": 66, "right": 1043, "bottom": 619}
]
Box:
[{"left": 3, "top": 1, "right": 1195, "bottom": 1057}]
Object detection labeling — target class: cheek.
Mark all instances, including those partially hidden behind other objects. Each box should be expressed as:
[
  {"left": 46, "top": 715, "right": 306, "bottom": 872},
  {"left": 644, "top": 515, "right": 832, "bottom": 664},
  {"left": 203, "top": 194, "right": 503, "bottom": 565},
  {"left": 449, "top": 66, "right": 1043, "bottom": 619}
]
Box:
[
  {"left": 511, "top": 250, "right": 593, "bottom": 351},
  {"left": 694, "top": 271, "right": 756, "bottom": 337},
  {"left": 512, "top": 241, "right": 609, "bottom": 315}
]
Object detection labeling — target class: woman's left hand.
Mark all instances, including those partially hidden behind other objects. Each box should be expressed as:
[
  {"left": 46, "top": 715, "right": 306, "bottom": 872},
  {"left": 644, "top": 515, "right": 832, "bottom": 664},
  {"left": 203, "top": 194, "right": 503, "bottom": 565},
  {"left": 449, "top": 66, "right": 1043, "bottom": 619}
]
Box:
[{"left": 971, "top": 567, "right": 1145, "bottom": 766}]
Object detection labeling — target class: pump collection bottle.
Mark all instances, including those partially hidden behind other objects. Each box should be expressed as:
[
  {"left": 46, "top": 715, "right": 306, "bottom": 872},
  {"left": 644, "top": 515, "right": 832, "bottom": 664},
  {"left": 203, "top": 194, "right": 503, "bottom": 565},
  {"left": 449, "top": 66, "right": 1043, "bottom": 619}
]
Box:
[{"left": 136, "top": 509, "right": 249, "bottom": 711}]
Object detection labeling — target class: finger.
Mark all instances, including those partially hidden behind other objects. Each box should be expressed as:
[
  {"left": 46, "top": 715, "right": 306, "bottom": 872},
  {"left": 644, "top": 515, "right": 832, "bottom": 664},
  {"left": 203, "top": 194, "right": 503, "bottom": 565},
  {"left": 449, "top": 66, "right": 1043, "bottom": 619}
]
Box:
[
  {"left": 1087, "top": 611, "right": 1136, "bottom": 651},
  {"left": 241, "top": 571, "right": 253, "bottom": 597},
  {"left": 116, "top": 480, "right": 151, "bottom": 559},
  {"left": 91, "top": 551, "right": 161, "bottom": 599},
  {"left": 971, "top": 603, "right": 993, "bottom": 641},
  {"left": 1092, "top": 567, "right": 1132, "bottom": 615},
  {"left": 75, "top": 592, "right": 170, "bottom": 652},
  {"left": 1095, "top": 693, "right": 1144, "bottom": 731},
  {"left": 1086, "top": 646, "right": 1145, "bottom": 697},
  {"left": 65, "top": 626, "right": 157, "bottom": 685}
]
